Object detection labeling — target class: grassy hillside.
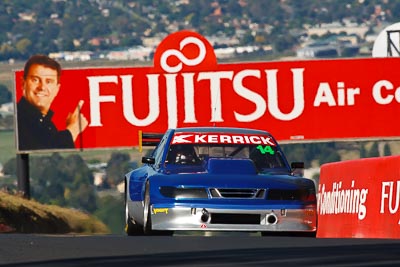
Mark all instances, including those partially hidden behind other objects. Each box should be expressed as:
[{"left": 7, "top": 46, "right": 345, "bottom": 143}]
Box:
[{"left": 0, "top": 190, "right": 110, "bottom": 234}]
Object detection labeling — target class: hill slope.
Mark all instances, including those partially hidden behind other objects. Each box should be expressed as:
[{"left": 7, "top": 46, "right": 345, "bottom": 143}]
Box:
[{"left": 0, "top": 191, "right": 110, "bottom": 234}]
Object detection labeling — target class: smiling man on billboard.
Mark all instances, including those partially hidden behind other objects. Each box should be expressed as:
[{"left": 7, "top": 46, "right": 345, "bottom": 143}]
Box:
[{"left": 16, "top": 54, "right": 88, "bottom": 151}]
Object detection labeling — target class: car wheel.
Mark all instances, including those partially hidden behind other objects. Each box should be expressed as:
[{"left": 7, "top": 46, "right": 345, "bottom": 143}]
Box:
[
  {"left": 143, "top": 183, "right": 173, "bottom": 236},
  {"left": 125, "top": 191, "right": 144, "bottom": 236},
  {"left": 143, "top": 183, "right": 153, "bottom": 235}
]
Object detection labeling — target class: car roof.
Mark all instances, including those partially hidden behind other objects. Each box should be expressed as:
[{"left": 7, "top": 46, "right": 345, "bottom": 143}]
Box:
[{"left": 172, "top": 127, "right": 272, "bottom": 135}]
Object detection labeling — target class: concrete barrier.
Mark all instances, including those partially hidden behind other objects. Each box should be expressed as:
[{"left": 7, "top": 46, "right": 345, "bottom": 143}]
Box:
[{"left": 317, "top": 155, "right": 400, "bottom": 238}]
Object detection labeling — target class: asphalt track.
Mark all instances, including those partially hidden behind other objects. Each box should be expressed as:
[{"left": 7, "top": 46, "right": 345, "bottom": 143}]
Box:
[{"left": 1, "top": 233, "right": 400, "bottom": 266}]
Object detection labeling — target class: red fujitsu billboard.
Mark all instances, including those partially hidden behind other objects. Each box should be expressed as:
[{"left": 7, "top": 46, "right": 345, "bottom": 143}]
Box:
[
  {"left": 14, "top": 30, "right": 400, "bottom": 152},
  {"left": 317, "top": 155, "right": 400, "bottom": 238}
]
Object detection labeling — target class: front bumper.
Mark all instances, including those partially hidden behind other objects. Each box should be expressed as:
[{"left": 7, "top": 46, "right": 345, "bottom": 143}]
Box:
[{"left": 150, "top": 204, "right": 317, "bottom": 232}]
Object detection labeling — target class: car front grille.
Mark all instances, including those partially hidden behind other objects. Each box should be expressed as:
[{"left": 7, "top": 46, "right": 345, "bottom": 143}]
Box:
[{"left": 210, "top": 188, "right": 266, "bottom": 199}]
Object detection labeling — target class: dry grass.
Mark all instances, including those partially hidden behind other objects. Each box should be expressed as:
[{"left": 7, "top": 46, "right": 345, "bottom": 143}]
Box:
[{"left": 0, "top": 191, "right": 110, "bottom": 234}]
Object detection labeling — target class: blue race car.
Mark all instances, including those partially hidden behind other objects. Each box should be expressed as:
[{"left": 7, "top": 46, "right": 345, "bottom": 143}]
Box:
[{"left": 124, "top": 127, "right": 317, "bottom": 236}]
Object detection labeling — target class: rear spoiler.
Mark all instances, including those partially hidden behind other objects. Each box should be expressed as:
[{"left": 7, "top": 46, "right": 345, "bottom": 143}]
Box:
[{"left": 138, "top": 130, "right": 164, "bottom": 152}]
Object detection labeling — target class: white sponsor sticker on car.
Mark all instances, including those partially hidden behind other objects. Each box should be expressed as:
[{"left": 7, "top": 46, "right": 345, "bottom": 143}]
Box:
[{"left": 171, "top": 133, "right": 276, "bottom": 146}]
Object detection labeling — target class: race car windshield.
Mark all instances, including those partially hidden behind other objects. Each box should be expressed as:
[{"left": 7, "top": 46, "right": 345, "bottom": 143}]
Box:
[{"left": 165, "top": 143, "right": 287, "bottom": 170}]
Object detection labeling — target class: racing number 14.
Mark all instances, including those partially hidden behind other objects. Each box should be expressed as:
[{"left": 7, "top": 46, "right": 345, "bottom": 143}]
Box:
[{"left": 257, "top": 145, "right": 275, "bottom": 155}]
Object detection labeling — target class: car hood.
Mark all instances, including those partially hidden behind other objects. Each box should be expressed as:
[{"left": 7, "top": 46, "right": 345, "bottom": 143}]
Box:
[
  {"left": 156, "top": 158, "right": 313, "bottom": 189},
  {"left": 155, "top": 173, "right": 311, "bottom": 189}
]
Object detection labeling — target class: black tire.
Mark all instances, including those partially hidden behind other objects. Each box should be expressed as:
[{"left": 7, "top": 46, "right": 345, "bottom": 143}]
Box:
[
  {"left": 125, "top": 182, "right": 144, "bottom": 236},
  {"left": 143, "top": 184, "right": 152, "bottom": 235}
]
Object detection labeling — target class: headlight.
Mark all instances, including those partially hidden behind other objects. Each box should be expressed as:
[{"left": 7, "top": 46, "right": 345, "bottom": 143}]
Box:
[
  {"left": 267, "top": 188, "right": 316, "bottom": 202},
  {"left": 301, "top": 188, "right": 316, "bottom": 202},
  {"left": 159, "top": 186, "right": 208, "bottom": 199}
]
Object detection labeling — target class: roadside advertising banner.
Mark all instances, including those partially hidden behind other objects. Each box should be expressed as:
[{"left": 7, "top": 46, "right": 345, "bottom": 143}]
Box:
[
  {"left": 318, "top": 155, "right": 400, "bottom": 238},
  {"left": 14, "top": 30, "right": 400, "bottom": 152}
]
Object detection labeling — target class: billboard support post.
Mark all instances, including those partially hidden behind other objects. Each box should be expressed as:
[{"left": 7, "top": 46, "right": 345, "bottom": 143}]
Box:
[{"left": 16, "top": 153, "right": 30, "bottom": 199}]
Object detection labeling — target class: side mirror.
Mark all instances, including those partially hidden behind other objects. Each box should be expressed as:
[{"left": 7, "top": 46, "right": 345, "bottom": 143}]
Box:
[
  {"left": 291, "top": 161, "right": 304, "bottom": 176},
  {"left": 142, "top": 157, "right": 155, "bottom": 164}
]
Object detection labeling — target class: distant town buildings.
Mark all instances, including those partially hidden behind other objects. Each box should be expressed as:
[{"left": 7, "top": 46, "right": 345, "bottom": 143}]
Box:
[{"left": 44, "top": 17, "right": 389, "bottom": 63}]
